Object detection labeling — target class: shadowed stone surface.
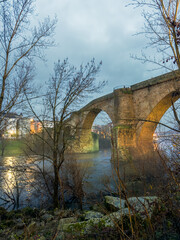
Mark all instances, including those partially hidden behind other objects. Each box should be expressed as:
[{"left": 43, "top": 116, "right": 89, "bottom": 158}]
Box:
[{"left": 105, "top": 196, "right": 126, "bottom": 211}]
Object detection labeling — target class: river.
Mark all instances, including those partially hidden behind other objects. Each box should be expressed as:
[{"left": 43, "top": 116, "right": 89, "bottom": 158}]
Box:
[
  {"left": 0, "top": 149, "right": 118, "bottom": 210},
  {"left": 0, "top": 147, "right": 164, "bottom": 210}
]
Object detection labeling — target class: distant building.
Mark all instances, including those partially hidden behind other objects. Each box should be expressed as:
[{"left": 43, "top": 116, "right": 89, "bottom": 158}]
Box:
[
  {"left": 18, "top": 117, "right": 32, "bottom": 137},
  {"left": 43, "top": 120, "right": 54, "bottom": 129},
  {"left": 1, "top": 113, "right": 21, "bottom": 139},
  {"left": 0, "top": 113, "right": 54, "bottom": 139},
  {"left": 91, "top": 123, "right": 113, "bottom": 139}
]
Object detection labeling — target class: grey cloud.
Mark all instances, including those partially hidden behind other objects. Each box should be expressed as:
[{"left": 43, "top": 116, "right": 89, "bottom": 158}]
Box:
[{"left": 34, "top": 0, "right": 164, "bottom": 102}]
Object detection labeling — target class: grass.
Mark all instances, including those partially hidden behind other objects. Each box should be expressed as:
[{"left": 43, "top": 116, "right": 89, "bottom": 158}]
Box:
[{"left": 0, "top": 139, "right": 25, "bottom": 156}]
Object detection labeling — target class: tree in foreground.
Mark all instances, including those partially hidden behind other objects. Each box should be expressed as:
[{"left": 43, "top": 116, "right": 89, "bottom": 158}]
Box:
[
  {"left": 25, "top": 58, "right": 105, "bottom": 208},
  {"left": 0, "top": 0, "right": 56, "bottom": 128}
]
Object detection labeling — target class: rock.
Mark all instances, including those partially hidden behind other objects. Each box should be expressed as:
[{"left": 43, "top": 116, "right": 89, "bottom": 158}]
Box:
[
  {"left": 60, "top": 208, "right": 131, "bottom": 235},
  {"left": 104, "top": 195, "right": 158, "bottom": 216},
  {"left": 41, "top": 213, "right": 54, "bottom": 222},
  {"left": 105, "top": 196, "right": 126, "bottom": 211},
  {"left": 126, "top": 196, "right": 158, "bottom": 213},
  {"left": 61, "top": 218, "right": 99, "bottom": 234},
  {"left": 92, "top": 204, "right": 106, "bottom": 214},
  {"left": 84, "top": 211, "right": 104, "bottom": 220},
  {"left": 58, "top": 217, "right": 77, "bottom": 231},
  {"left": 102, "top": 208, "right": 131, "bottom": 227}
]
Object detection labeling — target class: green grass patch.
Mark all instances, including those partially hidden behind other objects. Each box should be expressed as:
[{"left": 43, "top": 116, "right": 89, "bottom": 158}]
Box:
[{"left": 0, "top": 139, "right": 25, "bottom": 157}]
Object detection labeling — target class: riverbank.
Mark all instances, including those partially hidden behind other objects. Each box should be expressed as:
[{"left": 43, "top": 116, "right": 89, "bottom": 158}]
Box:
[
  {"left": 0, "top": 139, "right": 24, "bottom": 156},
  {"left": 0, "top": 194, "right": 179, "bottom": 240}
]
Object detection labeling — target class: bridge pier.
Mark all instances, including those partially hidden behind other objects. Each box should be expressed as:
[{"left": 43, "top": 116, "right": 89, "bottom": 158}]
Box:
[
  {"left": 72, "top": 130, "right": 99, "bottom": 153},
  {"left": 111, "top": 124, "right": 137, "bottom": 161},
  {"left": 112, "top": 88, "right": 137, "bottom": 161}
]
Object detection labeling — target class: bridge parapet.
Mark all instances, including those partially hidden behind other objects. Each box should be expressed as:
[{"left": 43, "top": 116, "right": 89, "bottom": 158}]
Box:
[{"left": 131, "top": 70, "right": 180, "bottom": 91}]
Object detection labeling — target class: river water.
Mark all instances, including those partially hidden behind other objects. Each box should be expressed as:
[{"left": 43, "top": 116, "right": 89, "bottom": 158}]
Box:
[
  {"left": 0, "top": 148, "right": 163, "bottom": 210},
  {"left": 0, "top": 149, "right": 118, "bottom": 209}
]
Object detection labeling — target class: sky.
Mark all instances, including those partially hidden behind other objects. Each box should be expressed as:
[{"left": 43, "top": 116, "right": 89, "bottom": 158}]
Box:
[
  {"left": 33, "top": 0, "right": 177, "bottom": 128},
  {"left": 34, "top": 0, "right": 165, "bottom": 101}
]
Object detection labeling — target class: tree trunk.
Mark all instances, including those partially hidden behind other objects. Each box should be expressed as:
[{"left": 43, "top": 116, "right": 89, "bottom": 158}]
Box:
[{"left": 53, "top": 151, "right": 59, "bottom": 208}]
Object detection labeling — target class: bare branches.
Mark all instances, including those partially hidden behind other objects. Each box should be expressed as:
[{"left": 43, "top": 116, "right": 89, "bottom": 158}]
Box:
[
  {"left": 25, "top": 58, "right": 104, "bottom": 208},
  {"left": 129, "top": 0, "right": 180, "bottom": 70},
  {"left": 0, "top": 0, "right": 57, "bottom": 123}
]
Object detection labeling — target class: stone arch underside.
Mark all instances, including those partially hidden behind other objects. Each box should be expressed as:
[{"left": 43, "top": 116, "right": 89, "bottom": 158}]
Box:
[
  {"left": 137, "top": 91, "right": 180, "bottom": 146},
  {"left": 75, "top": 107, "right": 114, "bottom": 153}
]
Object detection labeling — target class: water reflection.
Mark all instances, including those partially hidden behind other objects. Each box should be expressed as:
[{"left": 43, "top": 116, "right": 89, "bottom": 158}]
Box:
[
  {"left": 0, "top": 156, "right": 40, "bottom": 209},
  {"left": 0, "top": 151, "right": 114, "bottom": 209},
  {"left": 0, "top": 149, "right": 151, "bottom": 210},
  {"left": 2, "top": 157, "right": 18, "bottom": 192}
]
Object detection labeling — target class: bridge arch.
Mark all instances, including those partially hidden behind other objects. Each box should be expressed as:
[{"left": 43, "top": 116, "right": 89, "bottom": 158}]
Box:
[
  {"left": 138, "top": 91, "right": 180, "bottom": 146},
  {"left": 70, "top": 70, "right": 180, "bottom": 157},
  {"left": 78, "top": 108, "right": 113, "bottom": 153}
]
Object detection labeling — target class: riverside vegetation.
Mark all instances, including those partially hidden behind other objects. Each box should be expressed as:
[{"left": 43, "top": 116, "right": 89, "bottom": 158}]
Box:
[{"left": 0, "top": 192, "right": 179, "bottom": 239}]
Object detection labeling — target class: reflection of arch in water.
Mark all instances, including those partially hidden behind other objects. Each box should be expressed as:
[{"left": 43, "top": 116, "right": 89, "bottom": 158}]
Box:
[
  {"left": 137, "top": 91, "right": 180, "bottom": 146},
  {"left": 79, "top": 108, "right": 113, "bottom": 153}
]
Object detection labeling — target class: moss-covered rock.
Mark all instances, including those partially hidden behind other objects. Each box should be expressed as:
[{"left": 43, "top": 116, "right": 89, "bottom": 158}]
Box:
[
  {"left": 83, "top": 210, "right": 104, "bottom": 220},
  {"left": 101, "top": 208, "right": 131, "bottom": 227},
  {"left": 61, "top": 208, "right": 131, "bottom": 236}
]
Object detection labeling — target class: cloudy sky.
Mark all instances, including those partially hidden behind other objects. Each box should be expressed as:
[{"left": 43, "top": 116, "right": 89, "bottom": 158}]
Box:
[{"left": 34, "top": 0, "right": 164, "bottom": 100}]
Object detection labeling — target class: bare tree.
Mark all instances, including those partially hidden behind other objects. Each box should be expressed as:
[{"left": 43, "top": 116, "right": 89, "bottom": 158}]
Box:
[
  {"left": 129, "top": 0, "right": 180, "bottom": 71},
  {"left": 25, "top": 58, "right": 105, "bottom": 208},
  {"left": 0, "top": 0, "right": 57, "bottom": 127}
]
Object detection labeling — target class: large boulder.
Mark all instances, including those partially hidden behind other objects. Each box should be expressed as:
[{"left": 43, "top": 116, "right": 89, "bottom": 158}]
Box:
[
  {"left": 84, "top": 211, "right": 104, "bottom": 220},
  {"left": 101, "top": 208, "right": 131, "bottom": 227},
  {"left": 105, "top": 196, "right": 126, "bottom": 211},
  {"left": 126, "top": 196, "right": 158, "bottom": 215},
  {"left": 60, "top": 208, "right": 131, "bottom": 235}
]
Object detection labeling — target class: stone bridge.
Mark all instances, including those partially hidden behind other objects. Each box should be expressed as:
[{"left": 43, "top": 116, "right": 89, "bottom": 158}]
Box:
[{"left": 68, "top": 70, "right": 180, "bottom": 160}]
